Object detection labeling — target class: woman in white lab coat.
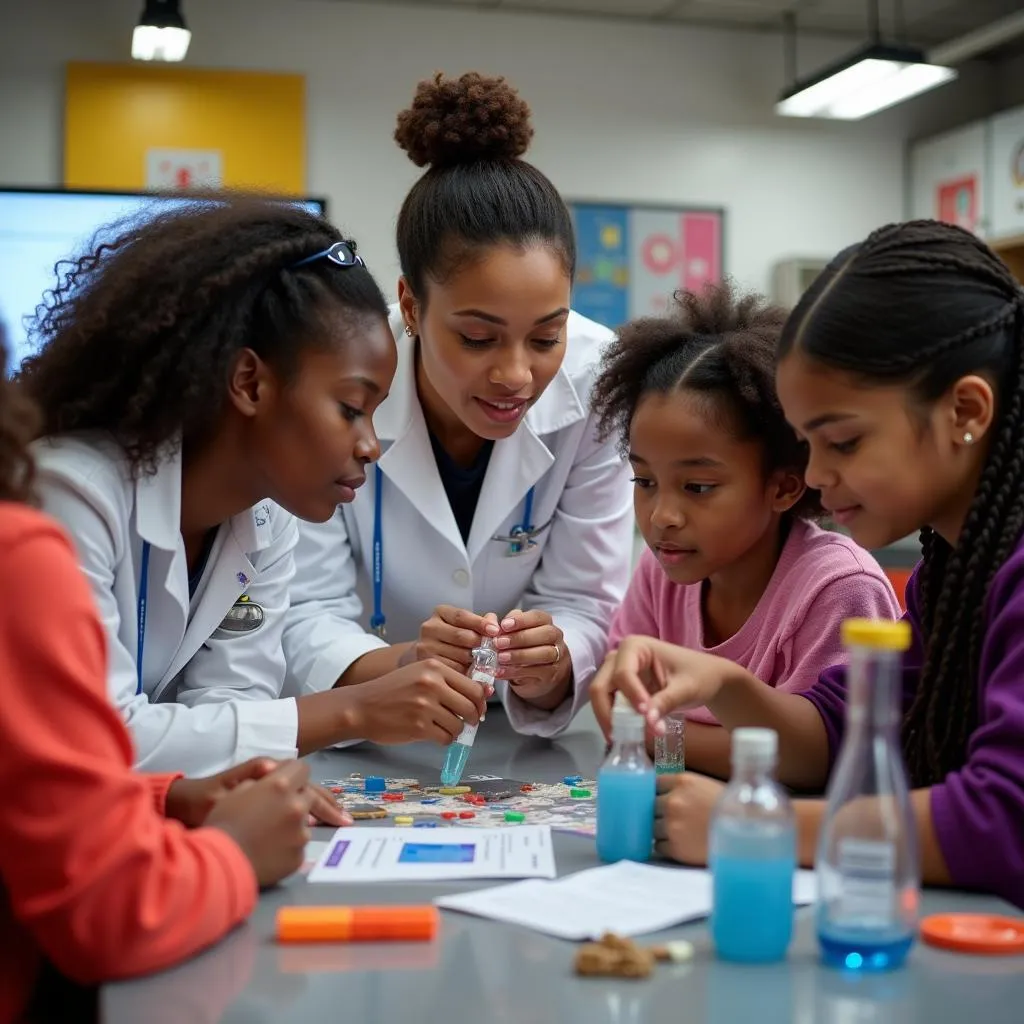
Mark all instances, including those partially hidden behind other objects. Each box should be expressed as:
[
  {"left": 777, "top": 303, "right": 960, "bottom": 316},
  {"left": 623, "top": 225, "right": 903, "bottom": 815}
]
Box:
[
  {"left": 283, "top": 73, "right": 634, "bottom": 736},
  {"left": 19, "top": 197, "right": 487, "bottom": 776}
]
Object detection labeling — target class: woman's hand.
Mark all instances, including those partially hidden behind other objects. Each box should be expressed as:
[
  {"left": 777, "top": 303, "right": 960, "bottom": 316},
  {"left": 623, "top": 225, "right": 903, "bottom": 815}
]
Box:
[
  {"left": 399, "top": 605, "right": 498, "bottom": 692},
  {"left": 590, "top": 636, "right": 736, "bottom": 740},
  {"left": 496, "top": 609, "right": 573, "bottom": 706},
  {"left": 654, "top": 773, "right": 725, "bottom": 864},
  {"left": 165, "top": 758, "right": 350, "bottom": 829}
]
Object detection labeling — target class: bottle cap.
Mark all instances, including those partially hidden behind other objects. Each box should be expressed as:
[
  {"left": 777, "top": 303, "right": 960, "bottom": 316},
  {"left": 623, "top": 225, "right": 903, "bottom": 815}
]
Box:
[
  {"left": 612, "top": 691, "right": 641, "bottom": 716},
  {"left": 841, "top": 618, "right": 911, "bottom": 652},
  {"left": 920, "top": 913, "right": 1024, "bottom": 955},
  {"left": 732, "top": 727, "right": 777, "bottom": 760},
  {"left": 276, "top": 906, "right": 439, "bottom": 943}
]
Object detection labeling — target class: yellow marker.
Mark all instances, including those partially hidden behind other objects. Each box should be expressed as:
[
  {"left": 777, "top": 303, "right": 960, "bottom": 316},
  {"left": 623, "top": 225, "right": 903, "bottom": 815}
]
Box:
[
  {"left": 394, "top": 816, "right": 414, "bottom": 826},
  {"left": 439, "top": 786, "right": 471, "bottom": 795}
]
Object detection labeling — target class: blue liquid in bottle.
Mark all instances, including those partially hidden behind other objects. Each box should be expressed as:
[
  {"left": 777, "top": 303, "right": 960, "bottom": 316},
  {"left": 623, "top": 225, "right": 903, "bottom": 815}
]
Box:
[
  {"left": 711, "top": 828, "right": 795, "bottom": 962},
  {"left": 818, "top": 930, "right": 915, "bottom": 971},
  {"left": 709, "top": 728, "right": 795, "bottom": 964},
  {"left": 596, "top": 693, "right": 655, "bottom": 863},
  {"left": 438, "top": 638, "right": 497, "bottom": 788},
  {"left": 440, "top": 742, "right": 472, "bottom": 787}
]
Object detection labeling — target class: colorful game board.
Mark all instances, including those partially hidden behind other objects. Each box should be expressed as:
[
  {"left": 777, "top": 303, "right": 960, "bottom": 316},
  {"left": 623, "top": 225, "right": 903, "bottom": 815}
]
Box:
[{"left": 323, "top": 773, "right": 598, "bottom": 838}]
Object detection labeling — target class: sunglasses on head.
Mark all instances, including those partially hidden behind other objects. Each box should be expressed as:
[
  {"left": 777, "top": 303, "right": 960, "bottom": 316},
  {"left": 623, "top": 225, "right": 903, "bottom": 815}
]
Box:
[{"left": 292, "top": 240, "right": 365, "bottom": 269}]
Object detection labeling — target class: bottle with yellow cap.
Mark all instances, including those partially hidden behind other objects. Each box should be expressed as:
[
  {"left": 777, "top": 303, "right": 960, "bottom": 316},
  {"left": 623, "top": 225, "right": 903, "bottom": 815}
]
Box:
[{"left": 816, "top": 617, "right": 919, "bottom": 972}]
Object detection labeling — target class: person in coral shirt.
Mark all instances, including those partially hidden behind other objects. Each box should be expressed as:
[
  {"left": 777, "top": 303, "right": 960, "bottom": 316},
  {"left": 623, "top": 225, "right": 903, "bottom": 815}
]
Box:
[{"left": 0, "top": 333, "right": 347, "bottom": 1024}]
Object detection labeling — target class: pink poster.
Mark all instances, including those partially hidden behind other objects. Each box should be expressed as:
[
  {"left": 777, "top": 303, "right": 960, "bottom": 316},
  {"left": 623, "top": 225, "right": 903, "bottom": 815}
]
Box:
[
  {"left": 936, "top": 176, "right": 978, "bottom": 232},
  {"left": 630, "top": 209, "right": 723, "bottom": 318}
]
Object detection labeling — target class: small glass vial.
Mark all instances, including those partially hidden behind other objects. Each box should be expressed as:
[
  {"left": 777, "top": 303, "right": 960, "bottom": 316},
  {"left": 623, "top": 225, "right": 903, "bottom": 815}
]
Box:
[
  {"left": 816, "top": 618, "right": 919, "bottom": 972},
  {"left": 596, "top": 692, "right": 656, "bottom": 863},
  {"left": 654, "top": 711, "right": 685, "bottom": 774},
  {"left": 440, "top": 638, "right": 497, "bottom": 787},
  {"left": 710, "top": 727, "right": 796, "bottom": 963}
]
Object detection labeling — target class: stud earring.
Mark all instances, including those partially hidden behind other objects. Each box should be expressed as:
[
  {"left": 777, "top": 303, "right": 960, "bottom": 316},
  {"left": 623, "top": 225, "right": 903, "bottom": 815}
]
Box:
[
  {"left": 404, "top": 324, "right": 414, "bottom": 337},
  {"left": 963, "top": 431, "right": 974, "bottom": 445}
]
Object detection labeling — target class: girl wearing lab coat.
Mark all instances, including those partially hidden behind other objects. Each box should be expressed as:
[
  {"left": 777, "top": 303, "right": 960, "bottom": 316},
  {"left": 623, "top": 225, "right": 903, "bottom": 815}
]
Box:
[
  {"left": 19, "top": 198, "right": 488, "bottom": 776},
  {"left": 283, "top": 72, "right": 634, "bottom": 736}
]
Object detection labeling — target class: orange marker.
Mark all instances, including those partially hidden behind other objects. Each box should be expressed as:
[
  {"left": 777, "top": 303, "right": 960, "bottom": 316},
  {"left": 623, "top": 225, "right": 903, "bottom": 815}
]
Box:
[{"left": 276, "top": 906, "right": 439, "bottom": 943}]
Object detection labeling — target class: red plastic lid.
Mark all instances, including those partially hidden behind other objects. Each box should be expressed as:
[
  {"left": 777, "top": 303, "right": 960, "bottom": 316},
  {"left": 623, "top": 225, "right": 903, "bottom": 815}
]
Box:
[{"left": 921, "top": 913, "right": 1024, "bottom": 955}]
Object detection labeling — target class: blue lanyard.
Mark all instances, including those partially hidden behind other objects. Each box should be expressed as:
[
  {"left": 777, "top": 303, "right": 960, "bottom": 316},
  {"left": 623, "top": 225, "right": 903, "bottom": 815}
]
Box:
[
  {"left": 369, "top": 466, "right": 535, "bottom": 639},
  {"left": 136, "top": 540, "right": 151, "bottom": 696},
  {"left": 370, "top": 465, "right": 386, "bottom": 638}
]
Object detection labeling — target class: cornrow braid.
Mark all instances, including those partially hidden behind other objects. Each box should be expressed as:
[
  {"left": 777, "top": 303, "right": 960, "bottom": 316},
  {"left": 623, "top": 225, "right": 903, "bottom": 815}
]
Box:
[
  {"left": 591, "top": 280, "right": 824, "bottom": 520},
  {"left": 18, "top": 195, "right": 389, "bottom": 475},
  {"left": 780, "top": 219, "right": 1024, "bottom": 786}
]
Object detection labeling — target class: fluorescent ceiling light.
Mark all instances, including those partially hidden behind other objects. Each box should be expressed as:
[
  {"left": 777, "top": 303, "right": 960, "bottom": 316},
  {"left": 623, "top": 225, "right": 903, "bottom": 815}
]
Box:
[
  {"left": 132, "top": 0, "right": 191, "bottom": 62},
  {"left": 776, "top": 44, "right": 956, "bottom": 121}
]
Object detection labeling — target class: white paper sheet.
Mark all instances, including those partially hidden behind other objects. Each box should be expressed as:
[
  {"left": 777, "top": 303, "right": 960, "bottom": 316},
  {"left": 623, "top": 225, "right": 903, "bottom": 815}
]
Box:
[
  {"left": 307, "top": 826, "right": 557, "bottom": 883},
  {"left": 434, "top": 861, "right": 817, "bottom": 940}
]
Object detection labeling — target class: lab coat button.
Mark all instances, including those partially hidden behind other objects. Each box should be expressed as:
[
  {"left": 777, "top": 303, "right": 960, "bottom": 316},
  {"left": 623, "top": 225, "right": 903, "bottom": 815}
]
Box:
[{"left": 452, "top": 569, "right": 470, "bottom": 586}]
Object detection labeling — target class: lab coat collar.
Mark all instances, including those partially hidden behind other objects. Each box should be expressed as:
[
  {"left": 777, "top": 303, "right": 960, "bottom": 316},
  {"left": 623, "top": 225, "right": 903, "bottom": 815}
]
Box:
[{"left": 134, "top": 443, "right": 277, "bottom": 555}]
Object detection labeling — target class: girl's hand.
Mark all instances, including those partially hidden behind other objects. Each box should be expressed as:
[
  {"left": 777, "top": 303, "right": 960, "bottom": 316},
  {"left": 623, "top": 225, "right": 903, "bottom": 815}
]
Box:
[
  {"left": 496, "top": 609, "right": 573, "bottom": 704},
  {"left": 166, "top": 758, "right": 350, "bottom": 829},
  {"left": 654, "top": 773, "right": 724, "bottom": 864},
  {"left": 590, "top": 636, "right": 734, "bottom": 740}
]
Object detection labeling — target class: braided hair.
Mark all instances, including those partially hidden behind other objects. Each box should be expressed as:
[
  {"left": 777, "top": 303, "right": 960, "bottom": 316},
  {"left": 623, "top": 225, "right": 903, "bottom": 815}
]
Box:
[
  {"left": 18, "top": 195, "right": 389, "bottom": 476},
  {"left": 591, "top": 280, "right": 823, "bottom": 520},
  {"left": 778, "top": 219, "right": 1024, "bottom": 786}
]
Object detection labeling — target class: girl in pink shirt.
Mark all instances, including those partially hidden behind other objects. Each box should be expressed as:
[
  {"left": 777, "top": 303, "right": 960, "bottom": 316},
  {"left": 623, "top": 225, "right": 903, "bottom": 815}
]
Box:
[{"left": 591, "top": 282, "right": 900, "bottom": 777}]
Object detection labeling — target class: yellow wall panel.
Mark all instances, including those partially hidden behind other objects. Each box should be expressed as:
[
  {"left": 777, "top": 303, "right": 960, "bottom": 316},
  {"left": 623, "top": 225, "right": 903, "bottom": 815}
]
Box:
[{"left": 64, "top": 62, "right": 305, "bottom": 194}]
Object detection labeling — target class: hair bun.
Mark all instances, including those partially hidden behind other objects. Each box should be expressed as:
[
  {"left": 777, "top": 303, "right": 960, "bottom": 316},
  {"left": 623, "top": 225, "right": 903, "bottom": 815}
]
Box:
[{"left": 394, "top": 71, "right": 534, "bottom": 169}]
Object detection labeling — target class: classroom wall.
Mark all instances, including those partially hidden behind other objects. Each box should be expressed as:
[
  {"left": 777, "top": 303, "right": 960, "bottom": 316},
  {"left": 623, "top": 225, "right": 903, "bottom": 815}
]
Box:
[{"left": 0, "top": 0, "right": 1008, "bottom": 298}]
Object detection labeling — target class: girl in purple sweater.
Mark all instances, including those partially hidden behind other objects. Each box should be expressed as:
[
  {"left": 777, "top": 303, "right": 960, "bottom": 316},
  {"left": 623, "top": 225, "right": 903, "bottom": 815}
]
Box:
[
  {"left": 591, "top": 282, "right": 899, "bottom": 778},
  {"left": 593, "top": 221, "right": 1024, "bottom": 910}
]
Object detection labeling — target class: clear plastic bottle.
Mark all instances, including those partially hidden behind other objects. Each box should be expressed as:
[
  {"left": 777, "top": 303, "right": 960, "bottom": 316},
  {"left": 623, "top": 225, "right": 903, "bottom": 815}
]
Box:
[
  {"left": 816, "top": 618, "right": 919, "bottom": 972},
  {"left": 440, "top": 637, "right": 497, "bottom": 787},
  {"left": 654, "top": 711, "right": 685, "bottom": 774},
  {"left": 596, "top": 693, "right": 656, "bottom": 863},
  {"left": 709, "top": 727, "right": 796, "bottom": 962}
]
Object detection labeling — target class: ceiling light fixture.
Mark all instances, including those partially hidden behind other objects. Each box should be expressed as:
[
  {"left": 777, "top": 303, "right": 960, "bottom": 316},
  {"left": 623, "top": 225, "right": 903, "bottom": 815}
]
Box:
[
  {"left": 132, "top": 0, "right": 191, "bottom": 62},
  {"left": 775, "top": 1, "right": 957, "bottom": 121}
]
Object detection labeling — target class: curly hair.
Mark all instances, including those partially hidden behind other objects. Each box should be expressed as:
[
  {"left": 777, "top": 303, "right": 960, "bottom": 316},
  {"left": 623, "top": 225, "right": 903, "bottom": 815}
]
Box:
[
  {"left": 0, "top": 328, "right": 39, "bottom": 504},
  {"left": 17, "top": 195, "right": 389, "bottom": 476},
  {"left": 394, "top": 71, "right": 574, "bottom": 301},
  {"left": 779, "top": 219, "right": 1024, "bottom": 787},
  {"left": 591, "top": 280, "right": 823, "bottom": 520}
]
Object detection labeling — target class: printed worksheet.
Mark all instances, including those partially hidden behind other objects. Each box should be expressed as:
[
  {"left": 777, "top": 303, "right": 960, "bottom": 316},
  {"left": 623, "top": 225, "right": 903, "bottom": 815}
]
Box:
[
  {"left": 307, "top": 825, "right": 557, "bottom": 883},
  {"left": 435, "top": 861, "right": 818, "bottom": 940}
]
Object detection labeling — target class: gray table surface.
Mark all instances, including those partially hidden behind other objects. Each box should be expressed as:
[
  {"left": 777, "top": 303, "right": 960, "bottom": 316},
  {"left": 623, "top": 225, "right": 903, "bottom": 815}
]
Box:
[{"left": 103, "top": 707, "right": 1024, "bottom": 1024}]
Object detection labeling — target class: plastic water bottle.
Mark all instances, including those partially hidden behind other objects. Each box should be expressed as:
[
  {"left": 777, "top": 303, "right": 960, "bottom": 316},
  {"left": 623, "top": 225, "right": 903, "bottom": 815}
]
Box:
[
  {"left": 816, "top": 618, "right": 919, "bottom": 972},
  {"left": 596, "top": 692, "right": 655, "bottom": 863},
  {"left": 654, "top": 711, "right": 685, "bottom": 774},
  {"left": 439, "top": 638, "right": 497, "bottom": 787},
  {"left": 709, "top": 727, "right": 795, "bottom": 963}
]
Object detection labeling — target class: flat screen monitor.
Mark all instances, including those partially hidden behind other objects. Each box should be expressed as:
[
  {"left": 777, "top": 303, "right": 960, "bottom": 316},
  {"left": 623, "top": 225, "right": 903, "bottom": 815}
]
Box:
[{"left": 0, "top": 187, "right": 327, "bottom": 374}]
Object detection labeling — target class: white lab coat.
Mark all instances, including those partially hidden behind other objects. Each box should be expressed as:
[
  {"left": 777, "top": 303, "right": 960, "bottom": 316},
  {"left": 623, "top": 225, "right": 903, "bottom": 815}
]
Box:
[
  {"left": 282, "top": 307, "right": 633, "bottom": 736},
  {"left": 33, "top": 434, "right": 300, "bottom": 776}
]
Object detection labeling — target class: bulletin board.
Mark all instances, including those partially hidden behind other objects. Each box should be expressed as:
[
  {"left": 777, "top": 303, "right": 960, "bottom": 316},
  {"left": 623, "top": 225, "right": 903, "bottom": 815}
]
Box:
[
  {"left": 569, "top": 201, "right": 725, "bottom": 330},
  {"left": 64, "top": 62, "right": 306, "bottom": 195}
]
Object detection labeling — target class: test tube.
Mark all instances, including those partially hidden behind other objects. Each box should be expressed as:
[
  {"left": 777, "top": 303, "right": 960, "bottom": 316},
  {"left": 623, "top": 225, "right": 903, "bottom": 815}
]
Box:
[
  {"left": 654, "top": 712, "right": 685, "bottom": 774},
  {"left": 440, "top": 638, "right": 498, "bottom": 787}
]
